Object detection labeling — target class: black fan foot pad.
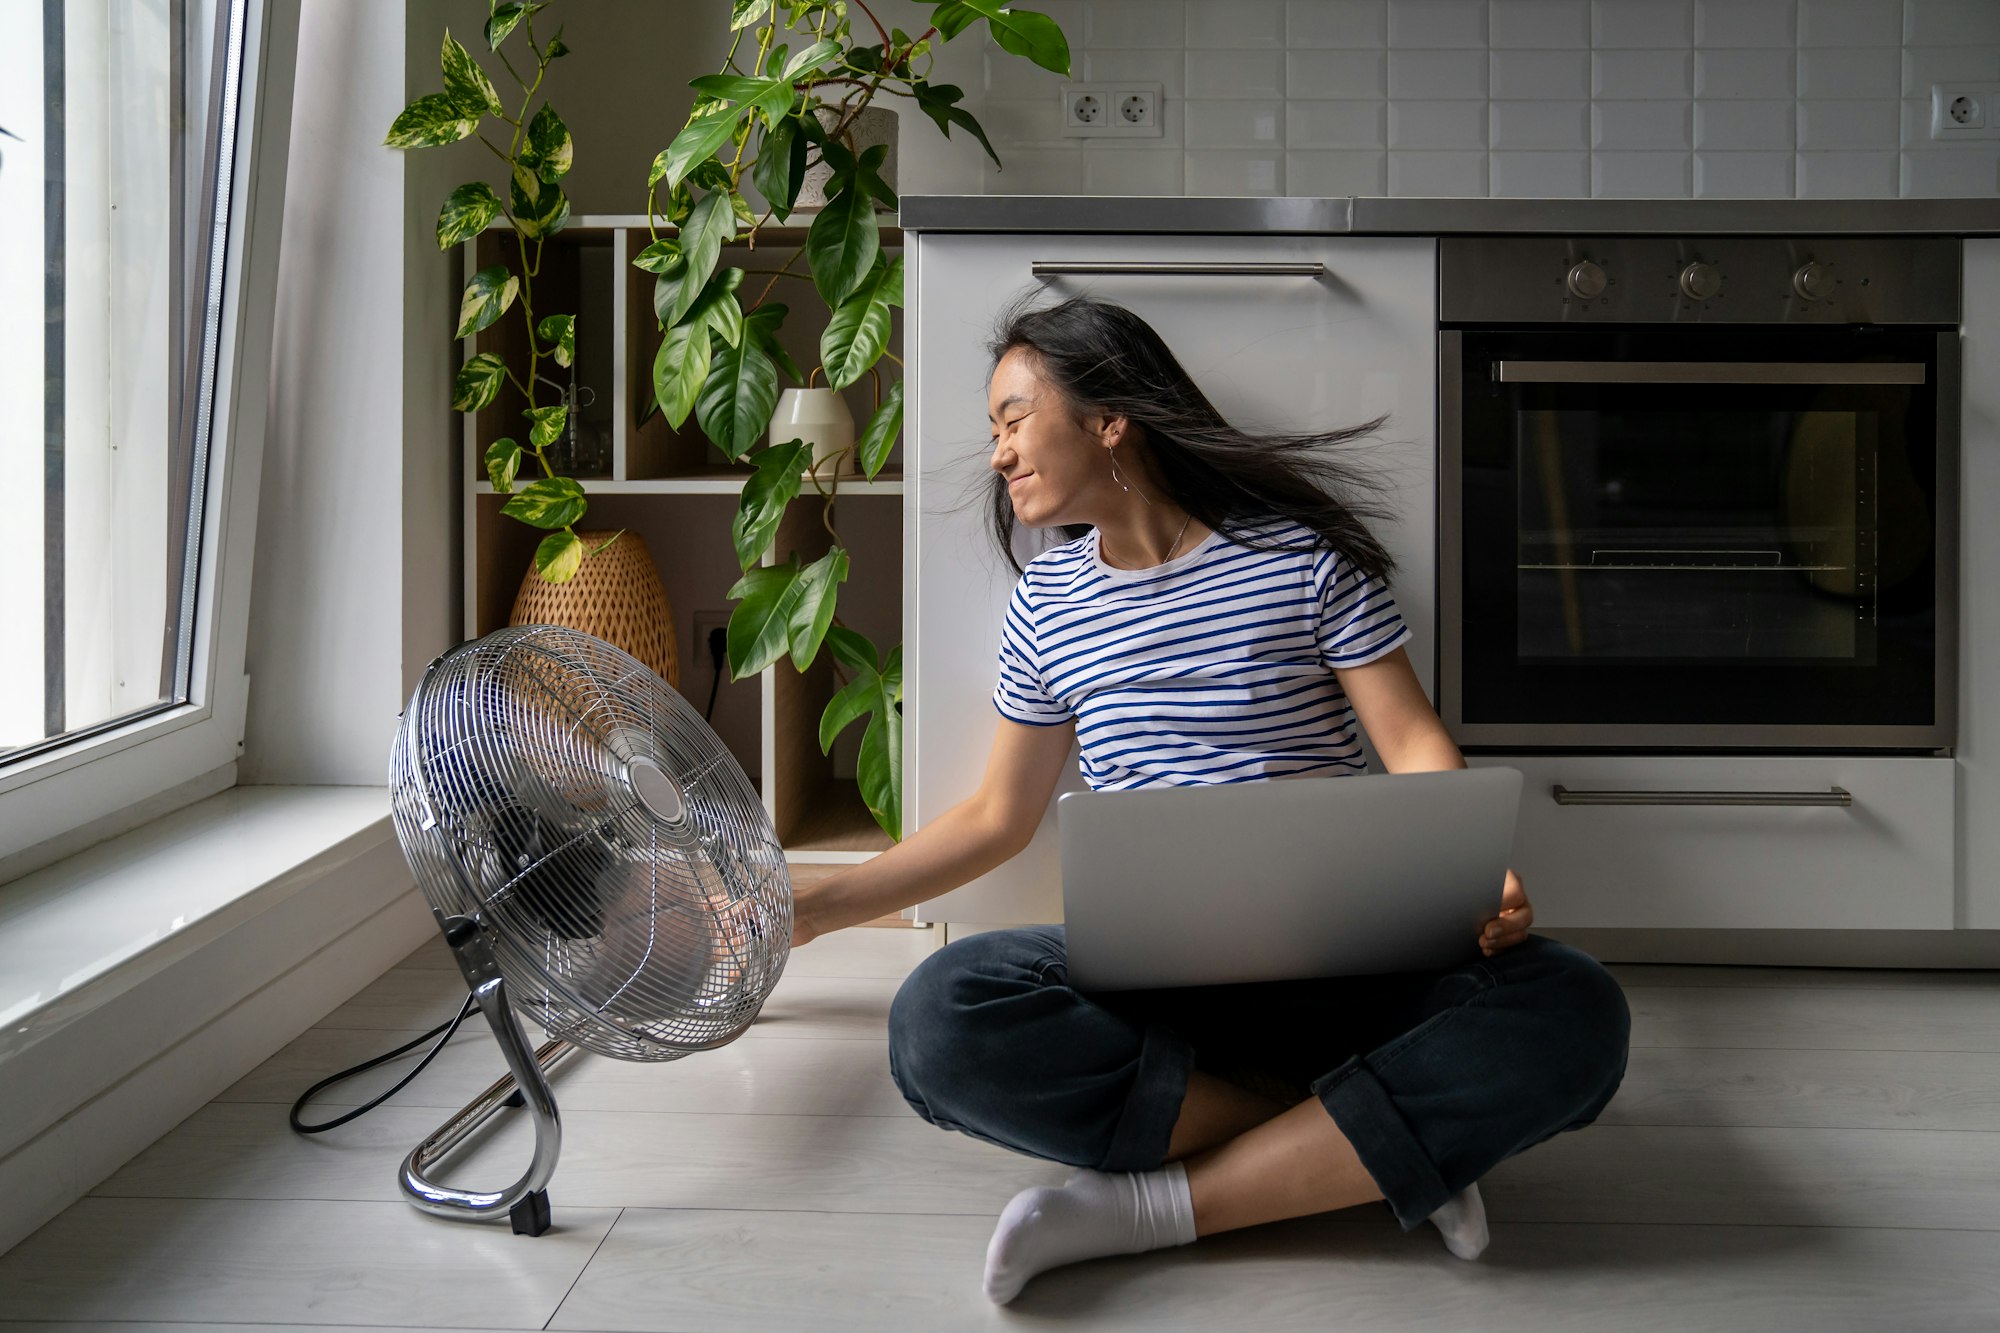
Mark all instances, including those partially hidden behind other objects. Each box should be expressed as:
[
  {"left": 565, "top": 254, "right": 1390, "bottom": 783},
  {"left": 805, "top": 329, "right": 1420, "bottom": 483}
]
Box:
[{"left": 510, "top": 1189, "right": 552, "bottom": 1237}]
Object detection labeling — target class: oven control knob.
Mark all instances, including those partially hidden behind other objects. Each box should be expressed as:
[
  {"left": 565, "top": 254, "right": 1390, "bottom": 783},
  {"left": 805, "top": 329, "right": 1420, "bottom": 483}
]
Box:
[
  {"left": 1565, "top": 260, "right": 1607, "bottom": 300},
  {"left": 1793, "top": 261, "right": 1835, "bottom": 302},
  {"left": 1679, "top": 261, "right": 1723, "bottom": 302}
]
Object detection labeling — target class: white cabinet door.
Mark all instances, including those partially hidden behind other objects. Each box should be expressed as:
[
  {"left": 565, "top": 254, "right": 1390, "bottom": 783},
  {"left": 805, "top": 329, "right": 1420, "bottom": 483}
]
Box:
[
  {"left": 905, "top": 234, "right": 1438, "bottom": 924},
  {"left": 1470, "top": 755, "right": 1955, "bottom": 930}
]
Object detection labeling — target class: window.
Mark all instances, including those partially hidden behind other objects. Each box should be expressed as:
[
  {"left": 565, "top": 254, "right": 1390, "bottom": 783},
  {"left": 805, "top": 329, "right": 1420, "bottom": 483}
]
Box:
[{"left": 0, "top": 0, "right": 296, "bottom": 869}]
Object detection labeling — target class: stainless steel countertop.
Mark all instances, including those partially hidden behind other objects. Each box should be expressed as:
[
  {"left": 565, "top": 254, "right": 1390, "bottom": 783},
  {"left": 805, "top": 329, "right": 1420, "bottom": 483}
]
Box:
[{"left": 897, "top": 195, "right": 2000, "bottom": 235}]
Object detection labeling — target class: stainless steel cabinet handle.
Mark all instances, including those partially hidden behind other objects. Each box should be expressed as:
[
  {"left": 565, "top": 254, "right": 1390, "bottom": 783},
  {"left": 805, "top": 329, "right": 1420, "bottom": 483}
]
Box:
[
  {"left": 1552, "top": 785, "right": 1854, "bottom": 807},
  {"left": 1031, "top": 261, "right": 1327, "bottom": 277},
  {"left": 1494, "top": 361, "right": 1925, "bottom": 385}
]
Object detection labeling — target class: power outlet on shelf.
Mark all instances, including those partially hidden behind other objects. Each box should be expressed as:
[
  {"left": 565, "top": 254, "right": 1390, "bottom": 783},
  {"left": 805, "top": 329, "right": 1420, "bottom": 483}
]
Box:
[
  {"left": 693, "top": 610, "right": 733, "bottom": 671},
  {"left": 1060, "top": 82, "right": 1164, "bottom": 138},
  {"left": 1931, "top": 83, "right": 2000, "bottom": 138}
]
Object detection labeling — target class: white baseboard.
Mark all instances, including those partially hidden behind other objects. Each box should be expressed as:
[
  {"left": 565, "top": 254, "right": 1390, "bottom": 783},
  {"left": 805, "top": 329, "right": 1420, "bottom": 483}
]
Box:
[{"left": 0, "top": 840, "right": 435, "bottom": 1257}]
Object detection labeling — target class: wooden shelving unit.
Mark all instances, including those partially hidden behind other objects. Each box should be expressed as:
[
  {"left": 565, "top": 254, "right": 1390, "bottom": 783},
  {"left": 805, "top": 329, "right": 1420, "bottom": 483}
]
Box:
[{"left": 461, "top": 216, "right": 906, "bottom": 868}]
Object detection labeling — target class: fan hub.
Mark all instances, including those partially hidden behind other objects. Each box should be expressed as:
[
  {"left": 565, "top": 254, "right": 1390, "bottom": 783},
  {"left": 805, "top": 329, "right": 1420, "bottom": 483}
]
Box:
[{"left": 625, "top": 755, "right": 686, "bottom": 822}]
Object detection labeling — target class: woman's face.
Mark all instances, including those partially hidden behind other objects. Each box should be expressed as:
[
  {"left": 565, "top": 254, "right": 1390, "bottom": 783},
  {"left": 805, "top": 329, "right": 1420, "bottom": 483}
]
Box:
[{"left": 987, "top": 347, "right": 1121, "bottom": 529}]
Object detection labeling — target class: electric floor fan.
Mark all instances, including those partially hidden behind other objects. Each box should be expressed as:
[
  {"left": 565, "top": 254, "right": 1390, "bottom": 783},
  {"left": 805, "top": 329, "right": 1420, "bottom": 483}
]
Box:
[{"left": 387, "top": 625, "right": 791, "bottom": 1235}]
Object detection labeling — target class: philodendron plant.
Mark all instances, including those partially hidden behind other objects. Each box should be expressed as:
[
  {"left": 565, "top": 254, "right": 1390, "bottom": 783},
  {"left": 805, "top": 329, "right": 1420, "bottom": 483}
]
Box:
[
  {"left": 649, "top": 0, "right": 1069, "bottom": 842},
  {"left": 392, "top": 1, "right": 1070, "bottom": 844},
  {"left": 386, "top": 5, "right": 601, "bottom": 582}
]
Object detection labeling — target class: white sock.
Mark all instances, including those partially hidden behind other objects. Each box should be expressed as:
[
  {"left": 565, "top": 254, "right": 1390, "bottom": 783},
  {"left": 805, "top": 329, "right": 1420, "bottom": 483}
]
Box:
[
  {"left": 1427, "top": 1182, "right": 1489, "bottom": 1260},
  {"left": 983, "top": 1163, "right": 1198, "bottom": 1305}
]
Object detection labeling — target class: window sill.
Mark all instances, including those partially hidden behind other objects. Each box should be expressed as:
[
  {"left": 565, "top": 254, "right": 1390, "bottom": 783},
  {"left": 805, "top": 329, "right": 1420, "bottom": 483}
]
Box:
[{"left": 0, "top": 786, "right": 395, "bottom": 1064}]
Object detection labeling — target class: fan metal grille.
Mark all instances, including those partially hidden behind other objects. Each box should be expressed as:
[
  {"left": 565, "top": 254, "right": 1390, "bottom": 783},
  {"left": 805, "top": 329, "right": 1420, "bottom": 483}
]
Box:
[{"left": 389, "top": 626, "right": 791, "bottom": 1061}]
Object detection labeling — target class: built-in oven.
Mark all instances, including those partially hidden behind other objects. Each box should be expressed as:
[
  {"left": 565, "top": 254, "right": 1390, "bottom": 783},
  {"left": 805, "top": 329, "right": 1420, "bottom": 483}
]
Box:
[{"left": 1439, "top": 236, "right": 1960, "bottom": 751}]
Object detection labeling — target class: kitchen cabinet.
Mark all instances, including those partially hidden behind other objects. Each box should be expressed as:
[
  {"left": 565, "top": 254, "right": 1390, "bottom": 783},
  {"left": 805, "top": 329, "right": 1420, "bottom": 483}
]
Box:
[
  {"left": 1468, "top": 754, "right": 1955, "bottom": 930},
  {"left": 1960, "top": 238, "right": 2000, "bottom": 930},
  {"left": 903, "top": 233, "right": 1438, "bottom": 924}
]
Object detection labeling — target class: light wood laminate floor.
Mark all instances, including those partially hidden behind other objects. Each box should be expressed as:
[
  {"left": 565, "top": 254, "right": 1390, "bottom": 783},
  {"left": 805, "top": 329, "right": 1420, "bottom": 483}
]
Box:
[{"left": 3, "top": 929, "right": 1999, "bottom": 1331}]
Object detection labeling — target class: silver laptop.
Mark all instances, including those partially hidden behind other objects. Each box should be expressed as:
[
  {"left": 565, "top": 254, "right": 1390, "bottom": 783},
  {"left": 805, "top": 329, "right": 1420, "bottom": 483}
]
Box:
[{"left": 1058, "top": 767, "right": 1523, "bottom": 991}]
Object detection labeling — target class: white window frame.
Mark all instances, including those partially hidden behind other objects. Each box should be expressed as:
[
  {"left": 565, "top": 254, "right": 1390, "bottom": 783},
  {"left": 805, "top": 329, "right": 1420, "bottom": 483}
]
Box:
[{"left": 0, "top": 0, "right": 299, "bottom": 872}]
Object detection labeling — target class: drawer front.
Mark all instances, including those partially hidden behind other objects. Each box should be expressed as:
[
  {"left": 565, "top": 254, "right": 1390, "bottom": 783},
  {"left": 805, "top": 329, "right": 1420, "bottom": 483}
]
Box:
[{"left": 1470, "top": 755, "right": 1955, "bottom": 930}]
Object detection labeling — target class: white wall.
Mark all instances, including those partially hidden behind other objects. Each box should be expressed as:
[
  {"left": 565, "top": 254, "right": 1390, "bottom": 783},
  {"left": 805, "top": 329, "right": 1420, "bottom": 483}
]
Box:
[
  {"left": 920, "top": 0, "right": 2000, "bottom": 199},
  {"left": 244, "top": 0, "right": 461, "bottom": 783}
]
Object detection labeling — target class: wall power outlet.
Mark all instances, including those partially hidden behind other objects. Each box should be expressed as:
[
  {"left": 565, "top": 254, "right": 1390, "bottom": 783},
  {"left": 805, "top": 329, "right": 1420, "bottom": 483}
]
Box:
[
  {"left": 1061, "top": 83, "right": 1164, "bottom": 138},
  {"left": 1931, "top": 84, "right": 2000, "bottom": 138}
]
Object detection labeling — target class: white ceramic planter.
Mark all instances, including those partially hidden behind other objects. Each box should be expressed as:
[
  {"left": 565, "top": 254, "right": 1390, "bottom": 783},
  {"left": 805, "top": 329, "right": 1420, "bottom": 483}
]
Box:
[{"left": 769, "top": 387, "right": 858, "bottom": 477}]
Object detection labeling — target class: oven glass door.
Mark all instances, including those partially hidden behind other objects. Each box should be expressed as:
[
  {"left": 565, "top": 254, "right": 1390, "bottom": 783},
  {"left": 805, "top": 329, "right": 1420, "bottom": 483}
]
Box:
[{"left": 1453, "top": 327, "right": 1943, "bottom": 737}]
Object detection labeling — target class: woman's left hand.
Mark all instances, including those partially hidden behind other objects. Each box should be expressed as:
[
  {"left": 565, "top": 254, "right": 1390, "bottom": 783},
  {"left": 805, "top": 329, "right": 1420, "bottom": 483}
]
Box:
[{"left": 1480, "top": 868, "right": 1533, "bottom": 955}]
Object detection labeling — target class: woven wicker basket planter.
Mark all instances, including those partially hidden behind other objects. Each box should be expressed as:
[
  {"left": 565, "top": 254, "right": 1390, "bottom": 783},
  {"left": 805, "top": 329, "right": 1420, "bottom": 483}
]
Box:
[{"left": 507, "top": 530, "right": 680, "bottom": 689}]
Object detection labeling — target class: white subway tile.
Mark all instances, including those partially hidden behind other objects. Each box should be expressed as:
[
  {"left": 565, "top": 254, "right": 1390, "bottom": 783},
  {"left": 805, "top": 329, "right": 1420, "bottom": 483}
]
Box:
[
  {"left": 1087, "top": 49, "right": 1187, "bottom": 99},
  {"left": 1694, "top": 150, "right": 1796, "bottom": 196},
  {"left": 1088, "top": 0, "right": 1186, "bottom": 49},
  {"left": 1593, "top": 49, "right": 1694, "bottom": 99},
  {"left": 982, "top": 146, "right": 1086, "bottom": 194},
  {"left": 1387, "top": 48, "right": 1489, "bottom": 98},
  {"left": 1592, "top": 150, "right": 1694, "bottom": 196},
  {"left": 1389, "top": 99, "right": 1489, "bottom": 148},
  {"left": 1901, "top": 47, "right": 2000, "bottom": 98},
  {"left": 1797, "top": 0, "right": 1902, "bottom": 47},
  {"left": 1592, "top": 0, "right": 1692, "bottom": 48},
  {"left": 1491, "top": 0, "right": 1592, "bottom": 48},
  {"left": 1387, "top": 0, "right": 1489, "bottom": 48},
  {"left": 1290, "top": 50, "right": 1390, "bottom": 98},
  {"left": 1694, "top": 99, "right": 1797, "bottom": 149},
  {"left": 1694, "top": 0, "right": 1797, "bottom": 47},
  {"left": 1594, "top": 100, "right": 1694, "bottom": 150},
  {"left": 1186, "top": 99, "right": 1286, "bottom": 147},
  {"left": 976, "top": 98, "right": 1069, "bottom": 147},
  {"left": 1286, "top": 149, "right": 1389, "bottom": 193},
  {"left": 1083, "top": 148, "right": 1186, "bottom": 195},
  {"left": 1187, "top": 49, "right": 1286, "bottom": 98},
  {"left": 1797, "top": 47, "right": 1900, "bottom": 99},
  {"left": 1905, "top": 0, "right": 2000, "bottom": 47},
  {"left": 1901, "top": 97, "right": 1949, "bottom": 149},
  {"left": 985, "top": 49, "right": 1068, "bottom": 99},
  {"left": 1186, "top": 150, "right": 1285, "bottom": 195},
  {"left": 1491, "top": 49, "right": 1592, "bottom": 99},
  {"left": 1696, "top": 48, "right": 1796, "bottom": 99},
  {"left": 1388, "top": 149, "right": 1490, "bottom": 194},
  {"left": 1797, "top": 99, "right": 1899, "bottom": 150},
  {"left": 1492, "top": 149, "right": 1591, "bottom": 195},
  {"left": 1796, "top": 150, "right": 1900, "bottom": 196},
  {"left": 1491, "top": 100, "right": 1591, "bottom": 149},
  {"left": 1288, "top": 99, "right": 1389, "bottom": 148},
  {"left": 1900, "top": 149, "right": 2000, "bottom": 196},
  {"left": 1187, "top": 0, "right": 1286, "bottom": 48},
  {"left": 1287, "top": 0, "right": 1389, "bottom": 47}
]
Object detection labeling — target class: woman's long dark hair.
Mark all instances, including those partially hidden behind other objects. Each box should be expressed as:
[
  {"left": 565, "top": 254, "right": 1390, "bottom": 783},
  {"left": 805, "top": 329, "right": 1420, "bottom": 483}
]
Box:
[{"left": 986, "top": 294, "right": 1399, "bottom": 580}]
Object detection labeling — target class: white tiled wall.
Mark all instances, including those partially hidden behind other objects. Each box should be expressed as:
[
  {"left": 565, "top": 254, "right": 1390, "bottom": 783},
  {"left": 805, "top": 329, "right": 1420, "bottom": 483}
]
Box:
[{"left": 930, "top": 0, "right": 2000, "bottom": 198}]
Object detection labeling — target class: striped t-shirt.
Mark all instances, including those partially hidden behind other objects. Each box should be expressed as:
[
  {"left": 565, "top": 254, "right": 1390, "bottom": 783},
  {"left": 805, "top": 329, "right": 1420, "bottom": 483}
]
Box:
[{"left": 990, "top": 515, "right": 1413, "bottom": 791}]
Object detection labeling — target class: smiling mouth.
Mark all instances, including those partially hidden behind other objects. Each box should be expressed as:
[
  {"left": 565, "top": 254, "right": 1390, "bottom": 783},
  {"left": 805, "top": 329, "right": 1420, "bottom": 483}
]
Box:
[{"left": 1008, "top": 474, "right": 1031, "bottom": 489}]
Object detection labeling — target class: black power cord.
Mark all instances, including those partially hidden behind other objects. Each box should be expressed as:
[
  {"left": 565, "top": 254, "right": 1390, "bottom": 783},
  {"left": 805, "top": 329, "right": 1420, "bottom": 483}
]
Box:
[
  {"left": 702, "top": 624, "right": 727, "bottom": 722},
  {"left": 289, "top": 991, "right": 481, "bottom": 1135}
]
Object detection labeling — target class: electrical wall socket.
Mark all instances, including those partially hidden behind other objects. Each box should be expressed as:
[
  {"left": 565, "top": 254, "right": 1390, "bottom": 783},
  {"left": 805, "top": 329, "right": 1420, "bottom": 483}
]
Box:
[
  {"left": 1061, "top": 83, "right": 1163, "bottom": 138},
  {"left": 1931, "top": 84, "right": 2000, "bottom": 138},
  {"left": 692, "top": 610, "right": 732, "bottom": 663}
]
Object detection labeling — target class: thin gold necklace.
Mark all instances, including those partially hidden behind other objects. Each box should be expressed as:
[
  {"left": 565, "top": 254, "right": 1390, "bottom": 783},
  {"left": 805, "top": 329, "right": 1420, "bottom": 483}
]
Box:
[{"left": 1162, "top": 510, "right": 1194, "bottom": 562}]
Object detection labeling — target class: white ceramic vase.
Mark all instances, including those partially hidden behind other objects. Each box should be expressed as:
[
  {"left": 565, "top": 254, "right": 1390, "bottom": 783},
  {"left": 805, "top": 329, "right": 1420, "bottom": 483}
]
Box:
[{"left": 769, "top": 387, "right": 858, "bottom": 478}]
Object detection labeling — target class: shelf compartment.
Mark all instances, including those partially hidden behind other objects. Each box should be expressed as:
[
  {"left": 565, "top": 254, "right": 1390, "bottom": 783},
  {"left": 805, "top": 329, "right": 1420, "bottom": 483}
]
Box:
[{"left": 624, "top": 237, "right": 906, "bottom": 482}]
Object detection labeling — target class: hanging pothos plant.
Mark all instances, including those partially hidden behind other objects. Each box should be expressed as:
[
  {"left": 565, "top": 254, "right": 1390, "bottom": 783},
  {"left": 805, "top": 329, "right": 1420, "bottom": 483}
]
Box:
[
  {"left": 390, "top": 1, "right": 1071, "bottom": 844},
  {"left": 648, "top": 0, "right": 1068, "bottom": 843},
  {"left": 385, "top": 5, "right": 599, "bottom": 581}
]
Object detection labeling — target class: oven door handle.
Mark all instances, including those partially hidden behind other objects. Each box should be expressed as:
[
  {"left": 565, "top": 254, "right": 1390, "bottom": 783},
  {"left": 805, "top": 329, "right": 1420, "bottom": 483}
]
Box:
[
  {"left": 1031, "top": 261, "right": 1327, "bottom": 277},
  {"left": 1551, "top": 785, "right": 1854, "bottom": 808},
  {"left": 1494, "top": 361, "right": 1926, "bottom": 385}
]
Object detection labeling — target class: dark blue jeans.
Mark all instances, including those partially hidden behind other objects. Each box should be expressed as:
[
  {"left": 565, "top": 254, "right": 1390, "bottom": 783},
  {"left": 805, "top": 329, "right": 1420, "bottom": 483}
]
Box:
[{"left": 887, "top": 927, "right": 1630, "bottom": 1230}]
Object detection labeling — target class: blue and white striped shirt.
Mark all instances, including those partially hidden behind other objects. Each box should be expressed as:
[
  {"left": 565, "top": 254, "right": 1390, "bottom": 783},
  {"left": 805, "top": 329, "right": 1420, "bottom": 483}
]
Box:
[{"left": 991, "top": 516, "right": 1412, "bottom": 791}]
